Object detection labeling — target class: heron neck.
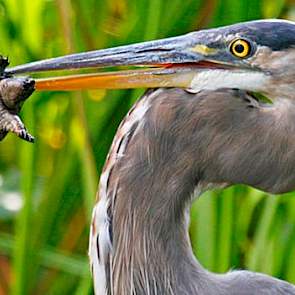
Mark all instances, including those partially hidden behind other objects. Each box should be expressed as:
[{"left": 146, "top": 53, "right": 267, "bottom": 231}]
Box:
[
  {"left": 111, "top": 158, "right": 202, "bottom": 294},
  {"left": 94, "top": 87, "right": 295, "bottom": 295},
  {"left": 107, "top": 89, "right": 207, "bottom": 294}
]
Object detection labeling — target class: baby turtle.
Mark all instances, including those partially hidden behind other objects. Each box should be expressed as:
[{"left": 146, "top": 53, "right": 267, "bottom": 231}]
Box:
[{"left": 0, "top": 56, "right": 35, "bottom": 142}]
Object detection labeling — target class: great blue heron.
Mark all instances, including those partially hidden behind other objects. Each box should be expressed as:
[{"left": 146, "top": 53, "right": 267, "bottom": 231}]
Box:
[{"left": 3, "top": 19, "right": 295, "bottom": 294}]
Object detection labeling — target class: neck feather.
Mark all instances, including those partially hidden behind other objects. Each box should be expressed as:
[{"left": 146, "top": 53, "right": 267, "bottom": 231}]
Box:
[
  {"left": 90, "top": 89, "right": 209, "bottom": 295},
  {"left": 111, "top": 151, "right": 201, "bottom": 294}
]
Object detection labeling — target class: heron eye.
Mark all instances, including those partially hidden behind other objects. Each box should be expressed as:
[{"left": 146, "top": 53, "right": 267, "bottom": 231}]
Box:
[{"left": 230, "top": 39, "right": 251, "bottom": 58}]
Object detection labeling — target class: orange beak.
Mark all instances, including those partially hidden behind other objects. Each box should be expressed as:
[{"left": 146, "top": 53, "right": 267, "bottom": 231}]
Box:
[{"left": 33, "top": 67, "right": 195, "bottom": 91}]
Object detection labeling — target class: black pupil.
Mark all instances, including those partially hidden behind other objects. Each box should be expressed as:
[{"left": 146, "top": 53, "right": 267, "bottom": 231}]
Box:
[{"left": 235, "top": 43, "right": 245, "bottom": 53}]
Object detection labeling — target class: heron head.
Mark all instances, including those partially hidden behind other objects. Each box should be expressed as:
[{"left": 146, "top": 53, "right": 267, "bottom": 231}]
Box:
[
  {"left": 6, "top": 19, "right": 295, "bottom": 100},
  {"left": 184, "top": 19, "right": 295, "bottom": 100}
]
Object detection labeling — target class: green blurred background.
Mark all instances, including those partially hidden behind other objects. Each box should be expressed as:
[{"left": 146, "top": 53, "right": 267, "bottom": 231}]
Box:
[{"left": 0, "top": 0, "right": 295, "bottom": 294}]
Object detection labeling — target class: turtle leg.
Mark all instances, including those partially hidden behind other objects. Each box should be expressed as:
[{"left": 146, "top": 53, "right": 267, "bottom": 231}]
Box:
[
  {"left": 0, "top": 100, "right": 34, "bottom": 142},
  {"left": 0, "top": 57, "right": 35, "bottom": 143}
]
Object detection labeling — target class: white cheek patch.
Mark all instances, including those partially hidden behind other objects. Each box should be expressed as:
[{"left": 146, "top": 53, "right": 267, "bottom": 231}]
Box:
[{"left": 188, "top": 69, "right": 269, "bottom": 93}]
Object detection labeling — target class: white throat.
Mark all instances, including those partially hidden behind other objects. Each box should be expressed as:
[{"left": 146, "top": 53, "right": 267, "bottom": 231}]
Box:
[{"left": 188, "top": 69, "right": 269, "bottom": 93}]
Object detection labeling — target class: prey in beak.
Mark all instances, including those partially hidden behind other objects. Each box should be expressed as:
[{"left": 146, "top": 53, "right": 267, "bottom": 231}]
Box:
[
  {"left": 0, "top": 57, "right": 35, "bottom": 142},
  {"left": 2, "top": 20, "right": 278, "bottom": 142}
]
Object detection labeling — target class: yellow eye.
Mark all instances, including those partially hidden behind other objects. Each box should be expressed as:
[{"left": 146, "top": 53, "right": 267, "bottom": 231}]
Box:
[{"left": 230, "top": 39, "right": 251, "bottom": 58}]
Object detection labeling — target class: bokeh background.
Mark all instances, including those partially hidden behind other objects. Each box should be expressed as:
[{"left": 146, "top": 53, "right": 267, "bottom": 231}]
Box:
[{"left": 1, "top": 0, "right": 295, "bottom": 294}]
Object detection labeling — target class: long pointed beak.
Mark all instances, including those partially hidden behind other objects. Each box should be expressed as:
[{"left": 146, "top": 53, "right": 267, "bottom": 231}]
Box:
[{"left": 4, "top": 33, "right": 222, "bottom": 91}]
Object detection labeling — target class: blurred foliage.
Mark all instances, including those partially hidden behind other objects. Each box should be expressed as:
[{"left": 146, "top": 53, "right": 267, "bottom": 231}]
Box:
[{"left": 0, "top": 0, "right": 295, "bottom": 294}]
